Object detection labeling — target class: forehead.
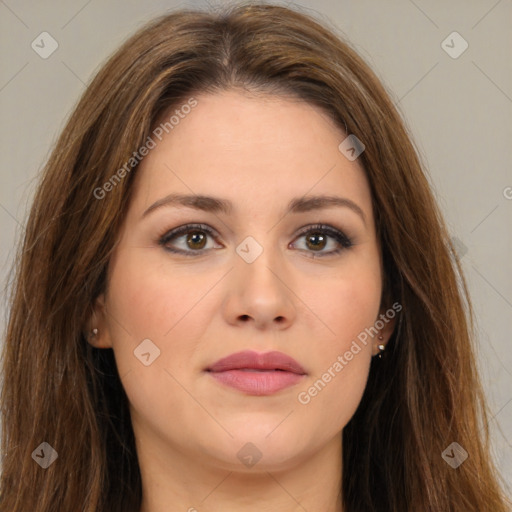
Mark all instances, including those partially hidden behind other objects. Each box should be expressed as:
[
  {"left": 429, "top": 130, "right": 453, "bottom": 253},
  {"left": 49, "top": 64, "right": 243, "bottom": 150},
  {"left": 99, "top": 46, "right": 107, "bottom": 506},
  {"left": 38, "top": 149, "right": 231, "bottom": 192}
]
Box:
[{"left": 130, "top": 90, "right": 373, "bottom": 219}]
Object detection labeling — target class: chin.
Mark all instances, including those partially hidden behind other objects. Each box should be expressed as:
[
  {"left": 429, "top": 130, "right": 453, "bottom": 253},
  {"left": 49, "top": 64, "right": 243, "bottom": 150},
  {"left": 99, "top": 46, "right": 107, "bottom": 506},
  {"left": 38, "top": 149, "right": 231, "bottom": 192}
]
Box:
[{"left": 196, "top": 426, "right": 312, "bottom": 472}]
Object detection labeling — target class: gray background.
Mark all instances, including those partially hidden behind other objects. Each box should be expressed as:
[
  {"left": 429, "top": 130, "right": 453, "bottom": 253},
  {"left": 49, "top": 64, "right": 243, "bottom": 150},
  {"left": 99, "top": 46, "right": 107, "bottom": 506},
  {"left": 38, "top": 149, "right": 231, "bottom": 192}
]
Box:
[{"left": 1, "top": 0, "right": 510, "bottom": 493}]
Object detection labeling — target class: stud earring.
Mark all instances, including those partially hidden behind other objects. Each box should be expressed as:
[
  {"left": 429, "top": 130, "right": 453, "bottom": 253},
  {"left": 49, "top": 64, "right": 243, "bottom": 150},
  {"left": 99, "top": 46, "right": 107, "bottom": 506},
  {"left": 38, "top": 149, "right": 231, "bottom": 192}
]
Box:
[
  {"left": 90, "top": 328, "right": 98, "bottom": 337},
  {"left": 377, "top": 333, "right": 385, "bottom": 359}
]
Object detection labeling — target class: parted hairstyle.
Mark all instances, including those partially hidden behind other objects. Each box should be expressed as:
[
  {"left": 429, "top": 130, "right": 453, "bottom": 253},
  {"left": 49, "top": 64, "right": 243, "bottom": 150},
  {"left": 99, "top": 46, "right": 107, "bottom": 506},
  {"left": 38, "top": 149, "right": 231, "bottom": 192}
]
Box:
[{"left": 1, "top": 2, "right": 510, "bottom": 511}]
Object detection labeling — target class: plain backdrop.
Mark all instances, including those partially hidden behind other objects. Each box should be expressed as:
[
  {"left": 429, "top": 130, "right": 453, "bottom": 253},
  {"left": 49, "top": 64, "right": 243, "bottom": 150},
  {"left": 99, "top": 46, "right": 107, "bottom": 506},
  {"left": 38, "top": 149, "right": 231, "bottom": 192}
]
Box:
[{"left": 0, "top": 0, "right": 511, "bottom": 494}]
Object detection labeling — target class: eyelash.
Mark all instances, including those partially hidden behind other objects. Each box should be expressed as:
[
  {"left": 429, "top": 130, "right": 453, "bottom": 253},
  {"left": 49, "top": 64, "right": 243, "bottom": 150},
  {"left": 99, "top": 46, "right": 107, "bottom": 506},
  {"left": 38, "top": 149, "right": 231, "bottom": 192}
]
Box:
[{"left": 157, "top": 223, "right": 354, "bottom": 258}]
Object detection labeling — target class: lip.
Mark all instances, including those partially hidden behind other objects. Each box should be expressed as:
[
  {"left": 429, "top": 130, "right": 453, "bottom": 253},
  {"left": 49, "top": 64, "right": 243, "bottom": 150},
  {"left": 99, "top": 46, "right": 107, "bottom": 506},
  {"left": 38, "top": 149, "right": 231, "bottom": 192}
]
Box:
[{"left": 205, "top": 350, "right": 307, "bottom": 396}]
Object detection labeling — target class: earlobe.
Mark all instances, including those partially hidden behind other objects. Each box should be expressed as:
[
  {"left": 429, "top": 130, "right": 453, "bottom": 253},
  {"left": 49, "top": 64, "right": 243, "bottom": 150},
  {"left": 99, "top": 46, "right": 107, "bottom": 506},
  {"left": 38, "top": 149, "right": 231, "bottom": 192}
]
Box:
[{"left": 84, "top": 294, "right": 113, "bottom": 349}]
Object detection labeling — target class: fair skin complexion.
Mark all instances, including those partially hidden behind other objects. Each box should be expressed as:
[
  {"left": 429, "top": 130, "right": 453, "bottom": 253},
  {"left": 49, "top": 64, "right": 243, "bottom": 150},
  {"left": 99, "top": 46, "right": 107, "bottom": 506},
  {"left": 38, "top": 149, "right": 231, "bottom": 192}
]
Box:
[{"left": 88, "top": 90, "right": 395, "bottom": 512}]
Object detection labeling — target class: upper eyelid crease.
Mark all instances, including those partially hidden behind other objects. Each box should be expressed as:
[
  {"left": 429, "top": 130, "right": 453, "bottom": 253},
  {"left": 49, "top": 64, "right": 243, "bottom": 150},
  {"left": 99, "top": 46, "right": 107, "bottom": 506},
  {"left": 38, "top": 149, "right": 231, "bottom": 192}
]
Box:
[{"left": 142, "top": 193, "right": 367, "bottom": 227}]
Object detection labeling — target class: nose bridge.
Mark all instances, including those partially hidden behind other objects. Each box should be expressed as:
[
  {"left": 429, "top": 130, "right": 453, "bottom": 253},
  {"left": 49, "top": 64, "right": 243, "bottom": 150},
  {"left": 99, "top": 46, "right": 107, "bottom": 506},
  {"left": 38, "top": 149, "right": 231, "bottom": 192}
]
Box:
[
  {"left": 225, "top": 230, "right": 296, "bottom": 328},
  {"left": 235, "top": 231, "right": 285, "bottom": 293}
]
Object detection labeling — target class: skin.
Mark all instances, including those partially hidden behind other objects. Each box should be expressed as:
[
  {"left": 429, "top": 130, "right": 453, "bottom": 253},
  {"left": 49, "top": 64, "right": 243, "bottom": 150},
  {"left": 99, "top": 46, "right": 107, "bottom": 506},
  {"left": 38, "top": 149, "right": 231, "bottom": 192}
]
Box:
[{"left": 88, "top": 89, "right": 395, "bottom": 512}]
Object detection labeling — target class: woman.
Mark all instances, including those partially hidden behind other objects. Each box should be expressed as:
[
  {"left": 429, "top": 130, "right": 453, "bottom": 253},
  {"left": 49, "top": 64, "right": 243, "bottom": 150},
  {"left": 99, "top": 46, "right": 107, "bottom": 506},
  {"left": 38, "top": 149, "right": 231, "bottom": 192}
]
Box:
[{"left": 1, "top": 3, "right": 509, "bottom": 511}]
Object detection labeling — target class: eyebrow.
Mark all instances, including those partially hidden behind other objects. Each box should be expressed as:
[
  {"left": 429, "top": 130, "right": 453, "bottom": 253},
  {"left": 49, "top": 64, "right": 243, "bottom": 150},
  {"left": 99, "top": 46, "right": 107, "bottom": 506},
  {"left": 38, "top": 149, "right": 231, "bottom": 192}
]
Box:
[{"left": 142, "top": 193, "right": 366, "bottom": 225}]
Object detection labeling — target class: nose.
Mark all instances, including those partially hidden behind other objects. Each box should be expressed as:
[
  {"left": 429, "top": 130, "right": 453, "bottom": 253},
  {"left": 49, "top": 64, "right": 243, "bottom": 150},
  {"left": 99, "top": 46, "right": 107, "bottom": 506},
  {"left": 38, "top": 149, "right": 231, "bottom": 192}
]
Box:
[{"left": 222, "top": 248, "right": 297, "bottom": 331}]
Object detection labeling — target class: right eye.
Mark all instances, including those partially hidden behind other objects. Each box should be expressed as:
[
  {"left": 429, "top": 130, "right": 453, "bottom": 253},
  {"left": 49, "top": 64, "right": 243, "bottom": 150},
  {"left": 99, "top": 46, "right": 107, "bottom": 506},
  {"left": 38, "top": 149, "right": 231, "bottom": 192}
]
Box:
[{"left": 158, "top": 223, "right": 222, "bottom": 256}]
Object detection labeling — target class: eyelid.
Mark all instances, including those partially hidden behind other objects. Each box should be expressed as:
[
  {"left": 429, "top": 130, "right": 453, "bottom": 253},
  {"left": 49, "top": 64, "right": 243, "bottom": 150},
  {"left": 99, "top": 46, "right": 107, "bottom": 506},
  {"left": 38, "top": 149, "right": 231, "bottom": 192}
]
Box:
[
  {"left": 294, "top": 223, "right": 352, "bottom": 244},
  {"left": 290, "top": 223, "right": 354, "bottom": 257},
  {"left": 158, "top": 223, "right": 220, "bottom": 248}
]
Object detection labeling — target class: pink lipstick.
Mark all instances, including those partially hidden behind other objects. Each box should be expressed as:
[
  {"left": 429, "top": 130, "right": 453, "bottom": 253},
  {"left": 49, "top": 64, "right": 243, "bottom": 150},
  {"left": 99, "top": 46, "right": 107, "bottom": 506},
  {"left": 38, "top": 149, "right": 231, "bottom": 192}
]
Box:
[{"left": 205, "top": 350, "right": 306, "bottom": 396}]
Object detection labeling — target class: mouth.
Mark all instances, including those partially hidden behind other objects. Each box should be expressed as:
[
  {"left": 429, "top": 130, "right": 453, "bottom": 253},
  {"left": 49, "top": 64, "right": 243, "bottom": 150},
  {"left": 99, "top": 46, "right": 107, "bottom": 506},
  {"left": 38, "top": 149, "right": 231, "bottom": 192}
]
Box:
[{"left": 205, "top": 350, "right": 307, "bottom": 396}]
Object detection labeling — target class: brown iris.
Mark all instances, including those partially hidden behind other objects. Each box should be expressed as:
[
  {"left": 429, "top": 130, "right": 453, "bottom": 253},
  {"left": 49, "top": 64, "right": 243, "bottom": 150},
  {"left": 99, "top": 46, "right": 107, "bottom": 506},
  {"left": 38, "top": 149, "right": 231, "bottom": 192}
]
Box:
[
  {"left": 186, "top": 230, "right": 207, "bottom": 250},
  {"left": 305, "top": 232, "right": 327, "bottom": 251}
]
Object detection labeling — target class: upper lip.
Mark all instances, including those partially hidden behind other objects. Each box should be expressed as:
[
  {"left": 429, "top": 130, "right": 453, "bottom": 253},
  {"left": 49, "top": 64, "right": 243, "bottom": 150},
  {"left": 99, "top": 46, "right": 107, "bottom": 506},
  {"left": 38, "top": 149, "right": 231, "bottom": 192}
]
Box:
[{"left": 206, "top": 350, "right": 306, "bottom": 375}]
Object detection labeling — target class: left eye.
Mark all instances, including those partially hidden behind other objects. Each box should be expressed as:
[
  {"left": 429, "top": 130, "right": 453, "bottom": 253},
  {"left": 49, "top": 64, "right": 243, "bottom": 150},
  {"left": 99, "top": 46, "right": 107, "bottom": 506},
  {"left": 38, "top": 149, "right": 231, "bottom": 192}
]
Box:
[
  {"left": 290, "top": 224, "right": 353, "bottom": 258},
  {"left": 158, "top": 223, "right": 353, "bottom": 257}
]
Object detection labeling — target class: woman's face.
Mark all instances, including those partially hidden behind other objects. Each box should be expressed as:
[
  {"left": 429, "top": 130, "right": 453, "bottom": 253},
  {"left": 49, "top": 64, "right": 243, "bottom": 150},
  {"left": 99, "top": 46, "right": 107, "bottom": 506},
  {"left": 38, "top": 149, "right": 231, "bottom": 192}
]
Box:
[{"left": 91, "top": 90, "right": 393, "bottom": 473}]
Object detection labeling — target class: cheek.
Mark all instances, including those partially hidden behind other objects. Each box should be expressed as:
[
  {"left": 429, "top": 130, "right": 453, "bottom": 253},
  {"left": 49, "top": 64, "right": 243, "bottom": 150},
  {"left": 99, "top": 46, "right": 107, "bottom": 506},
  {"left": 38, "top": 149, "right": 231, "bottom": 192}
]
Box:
[
  {"left": 105, "top": 247, "right": 214, "bottom": 383},
  {"left": 335, "top": 279, "right": 380, "bottom": 337},
  {"left": 104, "top": 250, "right": 196, "bottom": 430},
  {"left": 298, "top": 350, "right": 371, "bottom": 435},
  {"left": 295, "top": 261, "right": 381, "bottom": 427},
  {"left": 297, "top": 290, "right": 376, "bottom": 435},
  {"left": 313, "top": 260, "right": 382, "bottom": 346},
  {"left": 108, "top": 262, "right": 169, "bottom": 339},
  {"left": 106, "top": 247, "right": 196, "bottom": 341}
]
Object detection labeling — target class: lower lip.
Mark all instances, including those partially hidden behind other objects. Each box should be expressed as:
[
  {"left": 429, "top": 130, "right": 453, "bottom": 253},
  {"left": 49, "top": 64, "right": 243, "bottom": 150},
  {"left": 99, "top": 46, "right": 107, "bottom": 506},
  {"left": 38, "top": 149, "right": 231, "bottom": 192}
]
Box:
[{"left": 207, "top": 369, "right": 305, "bottom": 395}]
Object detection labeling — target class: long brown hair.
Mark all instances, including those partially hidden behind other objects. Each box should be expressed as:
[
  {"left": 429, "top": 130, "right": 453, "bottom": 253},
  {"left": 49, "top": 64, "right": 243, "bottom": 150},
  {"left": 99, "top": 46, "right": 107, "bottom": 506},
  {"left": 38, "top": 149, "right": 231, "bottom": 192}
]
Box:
[{"left": 1, "top": 3, "right": 510, "bottom": 511}]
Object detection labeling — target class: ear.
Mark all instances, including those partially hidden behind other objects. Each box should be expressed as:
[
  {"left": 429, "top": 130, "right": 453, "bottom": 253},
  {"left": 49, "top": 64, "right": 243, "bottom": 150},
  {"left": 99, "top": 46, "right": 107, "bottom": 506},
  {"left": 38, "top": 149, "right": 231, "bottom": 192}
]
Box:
[
  {"left": 371, "top": 306, "right": 397, "bottom": 357},
  {"left": 84, "top": 293, "right": 113, "bottom": 349}
]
